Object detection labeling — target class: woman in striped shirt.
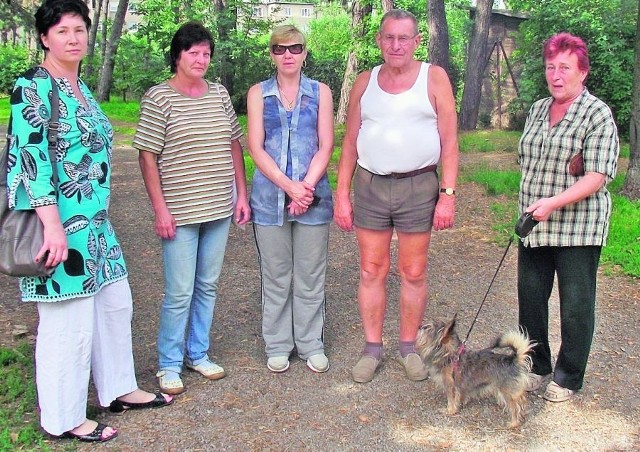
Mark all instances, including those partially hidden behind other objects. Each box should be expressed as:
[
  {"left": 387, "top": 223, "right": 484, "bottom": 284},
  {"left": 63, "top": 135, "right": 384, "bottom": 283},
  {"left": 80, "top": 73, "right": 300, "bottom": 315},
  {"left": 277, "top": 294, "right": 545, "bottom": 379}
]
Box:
[{"left": 134, "top": 22, "right": 250, "bottom": 395}]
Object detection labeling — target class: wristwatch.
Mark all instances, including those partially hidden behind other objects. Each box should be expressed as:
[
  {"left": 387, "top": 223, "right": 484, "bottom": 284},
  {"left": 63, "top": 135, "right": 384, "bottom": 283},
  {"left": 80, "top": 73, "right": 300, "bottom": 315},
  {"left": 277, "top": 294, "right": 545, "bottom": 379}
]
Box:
[{"left": 440, "top": 187, "right": 456, "bottom": 196}]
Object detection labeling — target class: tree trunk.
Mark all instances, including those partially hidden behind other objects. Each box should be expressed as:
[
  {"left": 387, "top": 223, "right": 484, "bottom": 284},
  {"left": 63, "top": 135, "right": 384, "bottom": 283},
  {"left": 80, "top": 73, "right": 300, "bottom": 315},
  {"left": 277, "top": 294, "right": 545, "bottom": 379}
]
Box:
[
  {"left": 335, "top": 0, "right": 372, "bottom": 125},
  {"left": 214, "top": 0, "right": 236, "bottom": 97},
  {"left": 459, "top": 0, "right": 494, "bottom": 130},
  {"left": 85, "top": 0, "right": 103, "bottom": 80},
  {"left": 381, "top": 0, "right": 393, "bottom": 13},
  {"left": 96, "top": 0, "right": 129, "bottom": 102},
  {"left": 622, "top": 0, "right": 640, "bottom": 200},
  {"left": 427, "top": 0, "right": 450, "bottom": 76}
]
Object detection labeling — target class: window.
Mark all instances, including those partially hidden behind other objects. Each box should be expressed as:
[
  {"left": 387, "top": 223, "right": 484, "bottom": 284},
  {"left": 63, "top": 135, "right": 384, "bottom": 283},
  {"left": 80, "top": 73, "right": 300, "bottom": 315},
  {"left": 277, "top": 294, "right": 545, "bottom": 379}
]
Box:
[
  {"left": 253, "top": 7, "right": 263, "bottom": 17},
  {"left": 283, "top": 7, "right": 291, "bottom": 17},
  {"left": 301, "top": 7, "right": 311, "bottom": 17}
]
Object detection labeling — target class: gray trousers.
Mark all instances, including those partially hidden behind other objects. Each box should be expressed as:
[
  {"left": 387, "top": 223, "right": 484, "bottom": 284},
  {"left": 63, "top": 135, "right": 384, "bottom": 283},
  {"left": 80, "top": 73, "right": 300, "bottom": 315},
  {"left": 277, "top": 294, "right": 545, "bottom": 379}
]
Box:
[{"left": 254, "top": 222, "right": 329, "bottom": 359}]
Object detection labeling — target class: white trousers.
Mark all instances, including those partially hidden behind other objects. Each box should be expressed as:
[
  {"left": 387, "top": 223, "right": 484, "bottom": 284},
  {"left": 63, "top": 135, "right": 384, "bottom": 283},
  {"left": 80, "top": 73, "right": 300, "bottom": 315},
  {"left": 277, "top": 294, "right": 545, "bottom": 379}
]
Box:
[{"left": 35, "top": 278, "right": 138, "bottom": 435}]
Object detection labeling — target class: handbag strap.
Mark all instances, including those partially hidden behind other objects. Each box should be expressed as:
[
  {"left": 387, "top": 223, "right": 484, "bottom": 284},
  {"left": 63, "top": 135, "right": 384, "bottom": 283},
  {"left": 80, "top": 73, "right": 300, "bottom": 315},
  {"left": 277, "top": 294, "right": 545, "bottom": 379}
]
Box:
[{"left": 43, "top": 68, "right": 60, "bottom": 185}]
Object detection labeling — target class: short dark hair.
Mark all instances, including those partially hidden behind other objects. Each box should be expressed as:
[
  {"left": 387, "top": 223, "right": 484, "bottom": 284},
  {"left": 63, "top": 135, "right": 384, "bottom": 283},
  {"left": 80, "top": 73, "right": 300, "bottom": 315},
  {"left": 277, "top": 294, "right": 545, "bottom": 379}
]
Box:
[
  {"left": 35, "top": 0, "right": 91, "bottom": 51},
  {"left": 169, "top": 22, "right": 215, "bottom": 73}
]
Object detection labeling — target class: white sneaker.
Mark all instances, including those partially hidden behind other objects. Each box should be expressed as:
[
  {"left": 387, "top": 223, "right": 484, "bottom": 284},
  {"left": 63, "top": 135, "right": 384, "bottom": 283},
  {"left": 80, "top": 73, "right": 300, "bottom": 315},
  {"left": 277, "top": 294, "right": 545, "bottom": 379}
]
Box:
[
  {"left": 186, "top": 359, "right": 226, "bottom": 380},
  {"left": 156, "top": 370, "right": 185, "bottom": 395},
  {"left": 267, "top": 356, "right": 290, "bottom": 373},
  {"left": 306, "top": 353, "right": 329, "bottom": 373}
]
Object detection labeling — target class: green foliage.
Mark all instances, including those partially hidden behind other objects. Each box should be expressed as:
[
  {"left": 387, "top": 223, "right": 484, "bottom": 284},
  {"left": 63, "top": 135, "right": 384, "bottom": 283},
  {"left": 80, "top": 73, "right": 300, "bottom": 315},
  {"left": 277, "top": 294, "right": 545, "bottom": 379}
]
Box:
[
  {"left": 306, "top": 7, "right": 351, "bottom": 106},
  {"left": 509, "top": 0, "right": 636, "bottom": 138},
  {"left": 99, "top": 98, "right": 141, "bottom": 123},
  {"left": 619, "top": 143, "right": 630, "bottom": 159},
  {"left": 0, "top": 96, "right": 9, "bottom": 123},
  {"left": 603, "top": 189, "right": 640, "bottom": 277},
  {"left": 459, "top": 130, "right": 522, "bottom": 153},
  {"left": 0, "top": 45, "right": 35, "bottom": 95},
  {"left": 113, "top": 33, "right": 171, "bottom": 100},
  {"left": 0, "top": 343, "right": 49, "bottom": 451}
]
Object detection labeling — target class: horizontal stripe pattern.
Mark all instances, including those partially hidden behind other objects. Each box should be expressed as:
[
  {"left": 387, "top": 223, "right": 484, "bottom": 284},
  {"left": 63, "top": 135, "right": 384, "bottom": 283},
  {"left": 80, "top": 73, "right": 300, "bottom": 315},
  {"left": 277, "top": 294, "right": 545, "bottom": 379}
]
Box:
[{"left": 134, "top": 82, "right": 242, "bottom": 225}]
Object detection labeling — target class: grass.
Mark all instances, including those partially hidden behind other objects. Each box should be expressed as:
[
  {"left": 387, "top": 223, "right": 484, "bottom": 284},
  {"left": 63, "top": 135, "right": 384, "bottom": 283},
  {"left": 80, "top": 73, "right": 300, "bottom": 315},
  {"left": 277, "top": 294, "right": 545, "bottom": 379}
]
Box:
[
  {"left": 459, "top": 130, "right": 522, "bottom": 153},
  {"left": 0, "top": 343, "right": 50, "bottom": 451}
]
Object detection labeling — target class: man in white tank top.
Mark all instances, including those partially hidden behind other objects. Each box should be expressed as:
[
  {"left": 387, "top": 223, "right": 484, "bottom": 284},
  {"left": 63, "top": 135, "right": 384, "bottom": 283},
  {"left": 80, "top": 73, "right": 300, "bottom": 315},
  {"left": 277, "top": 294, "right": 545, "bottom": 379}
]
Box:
[{"left": 334, "top": 9, "right": 459, "bottom": 383}]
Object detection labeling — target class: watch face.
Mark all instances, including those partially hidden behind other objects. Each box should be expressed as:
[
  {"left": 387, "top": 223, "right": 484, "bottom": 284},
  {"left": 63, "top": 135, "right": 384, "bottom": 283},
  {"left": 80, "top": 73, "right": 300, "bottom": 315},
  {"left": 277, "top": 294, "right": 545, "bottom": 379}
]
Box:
[{"left": 441, "top": 188, "right": 455, "bottom": 195}]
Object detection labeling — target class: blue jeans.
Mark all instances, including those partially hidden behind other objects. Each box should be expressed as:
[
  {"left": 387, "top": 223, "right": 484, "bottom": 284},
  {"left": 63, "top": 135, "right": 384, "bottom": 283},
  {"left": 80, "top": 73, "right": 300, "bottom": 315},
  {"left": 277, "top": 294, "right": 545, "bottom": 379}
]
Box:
[{"left": 157, "top": 216, "right": 232, "bottom": 373}]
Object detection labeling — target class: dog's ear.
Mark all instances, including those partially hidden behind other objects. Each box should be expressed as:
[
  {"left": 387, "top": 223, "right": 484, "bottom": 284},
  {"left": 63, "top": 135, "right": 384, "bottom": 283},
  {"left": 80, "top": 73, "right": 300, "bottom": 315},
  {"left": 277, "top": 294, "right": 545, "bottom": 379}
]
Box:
[{"left": 444, "top": 315, "right": 457, "bottom": 336}]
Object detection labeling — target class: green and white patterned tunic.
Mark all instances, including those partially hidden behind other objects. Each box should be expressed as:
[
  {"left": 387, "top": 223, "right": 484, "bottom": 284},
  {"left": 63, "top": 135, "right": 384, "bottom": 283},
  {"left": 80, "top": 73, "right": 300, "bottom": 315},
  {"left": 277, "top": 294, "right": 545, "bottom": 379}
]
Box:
[{"left": 6, "top": 67, "right": 128, "bottom": 302}]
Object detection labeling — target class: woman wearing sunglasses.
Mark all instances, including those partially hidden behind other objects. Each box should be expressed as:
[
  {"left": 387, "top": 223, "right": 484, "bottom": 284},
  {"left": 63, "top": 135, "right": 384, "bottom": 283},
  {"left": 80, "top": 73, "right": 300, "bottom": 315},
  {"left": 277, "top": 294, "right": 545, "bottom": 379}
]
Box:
[{"left": 246, "top": 25, "right": 334, "bottom": 373}]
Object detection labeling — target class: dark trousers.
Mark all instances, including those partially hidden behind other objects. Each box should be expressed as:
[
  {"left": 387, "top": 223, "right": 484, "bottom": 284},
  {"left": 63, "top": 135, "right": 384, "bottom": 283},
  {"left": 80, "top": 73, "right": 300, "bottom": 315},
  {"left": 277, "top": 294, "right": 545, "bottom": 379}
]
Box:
[{"left": 517, "top": 242, "right": 601, "bottom": 390}]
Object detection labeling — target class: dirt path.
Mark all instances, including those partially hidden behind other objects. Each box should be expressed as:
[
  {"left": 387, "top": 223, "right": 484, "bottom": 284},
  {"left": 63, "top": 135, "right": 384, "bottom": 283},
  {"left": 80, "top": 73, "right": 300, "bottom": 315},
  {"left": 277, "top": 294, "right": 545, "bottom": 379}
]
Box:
[{"left": 0, "top": 143, "right": 638, "bottom": 451}]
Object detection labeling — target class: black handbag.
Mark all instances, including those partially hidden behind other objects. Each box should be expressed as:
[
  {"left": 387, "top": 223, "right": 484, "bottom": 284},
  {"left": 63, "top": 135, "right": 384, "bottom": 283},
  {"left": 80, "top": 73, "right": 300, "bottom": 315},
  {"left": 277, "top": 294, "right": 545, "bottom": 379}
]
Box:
[{"left": 0, "top": 71, "right": 60, "bottom": 277}]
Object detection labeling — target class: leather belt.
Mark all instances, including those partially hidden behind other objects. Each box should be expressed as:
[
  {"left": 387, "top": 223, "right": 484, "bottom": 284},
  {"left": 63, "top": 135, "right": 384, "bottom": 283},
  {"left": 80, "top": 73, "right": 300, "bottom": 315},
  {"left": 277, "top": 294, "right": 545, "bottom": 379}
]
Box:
[{"left": 383, "top": 164, "right": 438, "bottom": 179}]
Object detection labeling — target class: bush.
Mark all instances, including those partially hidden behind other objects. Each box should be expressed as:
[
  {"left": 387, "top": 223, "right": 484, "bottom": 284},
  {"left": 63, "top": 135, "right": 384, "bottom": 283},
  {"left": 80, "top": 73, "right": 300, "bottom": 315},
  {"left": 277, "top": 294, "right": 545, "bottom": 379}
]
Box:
[{"left": 0, "top": 45, "right": 34, "bottom": 95}]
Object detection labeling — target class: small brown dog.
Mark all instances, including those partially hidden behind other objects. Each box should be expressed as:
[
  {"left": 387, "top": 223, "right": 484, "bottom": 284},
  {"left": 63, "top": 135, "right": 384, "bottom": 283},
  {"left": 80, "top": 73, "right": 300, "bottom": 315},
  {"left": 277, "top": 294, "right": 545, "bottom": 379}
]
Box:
[{"left": 415, "top": 315, "right": 533, "bottom": 428}]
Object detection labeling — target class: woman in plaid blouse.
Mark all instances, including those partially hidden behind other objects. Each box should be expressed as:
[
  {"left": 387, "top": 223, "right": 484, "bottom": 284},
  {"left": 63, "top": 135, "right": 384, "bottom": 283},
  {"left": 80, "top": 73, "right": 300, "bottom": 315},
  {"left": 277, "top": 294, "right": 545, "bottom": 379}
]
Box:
[{"left": 517, "top": 32, "right": 619, "bottom": 403}]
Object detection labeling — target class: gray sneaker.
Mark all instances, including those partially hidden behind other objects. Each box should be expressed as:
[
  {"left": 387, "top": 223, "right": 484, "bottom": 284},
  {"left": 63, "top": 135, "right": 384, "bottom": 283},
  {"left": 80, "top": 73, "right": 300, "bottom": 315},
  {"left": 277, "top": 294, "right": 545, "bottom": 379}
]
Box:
[
  {"left": 397, "top": 353, "right": 428, "bottom": 381},
  {"left": 307, "top": 353, "right": 329, "bottom": 373},
  {"left": 352, "top": 355, "right": 381, "bottom": 383},
  {"left": 267, "top": 356, "right": 290, "bottom": 373}
]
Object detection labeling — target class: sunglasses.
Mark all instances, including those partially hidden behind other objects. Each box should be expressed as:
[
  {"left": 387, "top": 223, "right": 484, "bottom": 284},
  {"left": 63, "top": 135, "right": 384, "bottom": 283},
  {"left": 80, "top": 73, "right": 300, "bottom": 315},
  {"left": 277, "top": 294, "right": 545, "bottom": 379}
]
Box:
[{"left": 271, "top": 44, "right": 305, "bottom": 55}]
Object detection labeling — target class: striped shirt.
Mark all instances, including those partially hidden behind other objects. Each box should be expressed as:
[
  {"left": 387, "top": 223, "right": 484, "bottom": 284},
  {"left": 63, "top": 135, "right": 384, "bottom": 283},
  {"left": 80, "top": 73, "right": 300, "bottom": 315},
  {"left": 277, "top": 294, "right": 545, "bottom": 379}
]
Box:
[
  {"left": 133, "top": 81, "right": 243, "bottom": 226},
  {"left": 518, "top": 88, "right": 619, "bottom": 247}
]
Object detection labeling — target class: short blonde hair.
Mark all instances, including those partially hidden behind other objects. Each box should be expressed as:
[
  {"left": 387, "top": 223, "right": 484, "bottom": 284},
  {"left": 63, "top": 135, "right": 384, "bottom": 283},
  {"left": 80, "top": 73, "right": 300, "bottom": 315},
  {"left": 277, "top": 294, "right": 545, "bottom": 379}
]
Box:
[{"left": 269, "top": 25, "right": 306, "bottom": 47}]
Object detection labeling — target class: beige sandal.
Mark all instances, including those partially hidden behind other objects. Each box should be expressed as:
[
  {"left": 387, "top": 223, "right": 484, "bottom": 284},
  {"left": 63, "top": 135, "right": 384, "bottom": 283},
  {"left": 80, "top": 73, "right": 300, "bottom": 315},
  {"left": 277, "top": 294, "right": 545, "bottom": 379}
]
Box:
[
  {"left": 543, "top": 381, "right": 575, "bottom": 402},
  {"left": 525, "top": 372, "right": 549, "bottom": 392}
]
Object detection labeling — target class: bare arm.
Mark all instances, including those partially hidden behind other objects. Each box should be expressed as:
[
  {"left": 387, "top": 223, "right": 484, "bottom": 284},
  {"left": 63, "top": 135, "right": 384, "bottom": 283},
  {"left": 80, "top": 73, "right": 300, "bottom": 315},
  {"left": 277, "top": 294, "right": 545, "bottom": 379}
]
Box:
[
  {"left": 302, "top": 82, "right": 334, "bottom": 187},
  {"left": 334, "top": 71, "right": 371, "bottom": 232},
  {"left": 429, "top": 65, "right": 459, "bottom": 231},
  {"left": 246, "top": 83, "right": 314, "bottom": 207},
  {"left": 138, "top": 150, "right": 176, "bottom": 239},
  {"left": 230, "top": 138, "right": 251, "bottom": 225},
  {"left": 526, "top": 172, "right": 606, "bottom": 221}
]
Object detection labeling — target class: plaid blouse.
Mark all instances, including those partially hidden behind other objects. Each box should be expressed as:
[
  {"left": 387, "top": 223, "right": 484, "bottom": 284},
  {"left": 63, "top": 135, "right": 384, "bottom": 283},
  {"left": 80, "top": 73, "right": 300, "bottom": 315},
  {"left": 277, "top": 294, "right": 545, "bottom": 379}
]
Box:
[{"left": 518, "top": 88, "right": 619, "bottom": 247}]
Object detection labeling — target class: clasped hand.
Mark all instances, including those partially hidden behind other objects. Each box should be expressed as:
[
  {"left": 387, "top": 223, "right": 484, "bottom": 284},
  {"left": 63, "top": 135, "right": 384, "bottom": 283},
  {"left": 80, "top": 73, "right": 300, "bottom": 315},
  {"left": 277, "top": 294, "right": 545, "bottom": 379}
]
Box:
[{"left": 287, "top": 180, "right": 315, "bottom": 216}]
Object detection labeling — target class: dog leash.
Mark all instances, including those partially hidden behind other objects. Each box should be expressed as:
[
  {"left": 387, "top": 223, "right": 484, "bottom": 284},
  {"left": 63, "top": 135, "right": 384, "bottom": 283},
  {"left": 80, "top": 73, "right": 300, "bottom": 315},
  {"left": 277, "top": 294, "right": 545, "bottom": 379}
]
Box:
[
  {"left": 451, "top": 235, "right": 514, "bottom": 373},
  {"left": 463, "top": 235, "right": 515, "bottom": 345}
]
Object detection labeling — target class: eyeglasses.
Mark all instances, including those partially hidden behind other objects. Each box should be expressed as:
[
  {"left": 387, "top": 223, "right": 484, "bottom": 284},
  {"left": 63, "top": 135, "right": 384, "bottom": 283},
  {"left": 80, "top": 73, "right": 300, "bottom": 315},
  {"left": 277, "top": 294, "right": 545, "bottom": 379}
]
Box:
[
  {"left": 381, "top": 34, "right": 417, "bottom": 46},
  {"left": 271, "top": 44, "right": 305, "bottom": 55}
]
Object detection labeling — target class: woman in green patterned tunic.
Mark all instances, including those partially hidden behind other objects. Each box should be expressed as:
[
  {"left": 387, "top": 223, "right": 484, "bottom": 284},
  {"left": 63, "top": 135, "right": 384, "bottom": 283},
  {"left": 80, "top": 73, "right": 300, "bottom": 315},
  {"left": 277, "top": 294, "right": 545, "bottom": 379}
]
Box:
[{"left": 6, "top": 0, "right": 172, "bottom": 442}]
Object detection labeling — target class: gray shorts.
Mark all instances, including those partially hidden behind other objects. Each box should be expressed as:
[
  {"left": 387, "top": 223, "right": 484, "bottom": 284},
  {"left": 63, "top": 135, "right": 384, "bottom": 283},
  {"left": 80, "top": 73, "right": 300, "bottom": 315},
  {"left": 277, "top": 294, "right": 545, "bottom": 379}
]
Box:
[{"left": 353, "top": 166, "right": 439, "bottom": 233}]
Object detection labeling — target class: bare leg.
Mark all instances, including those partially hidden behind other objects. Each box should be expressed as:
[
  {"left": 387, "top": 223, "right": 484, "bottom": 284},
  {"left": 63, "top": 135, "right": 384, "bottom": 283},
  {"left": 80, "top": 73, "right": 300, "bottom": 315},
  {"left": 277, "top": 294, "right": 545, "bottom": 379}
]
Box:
[
  {"left": 355, "top": 227, "right": 393, "bottom": 342},
  {"left": 396, "top": 230, "right": 431, "bottom": 342}
]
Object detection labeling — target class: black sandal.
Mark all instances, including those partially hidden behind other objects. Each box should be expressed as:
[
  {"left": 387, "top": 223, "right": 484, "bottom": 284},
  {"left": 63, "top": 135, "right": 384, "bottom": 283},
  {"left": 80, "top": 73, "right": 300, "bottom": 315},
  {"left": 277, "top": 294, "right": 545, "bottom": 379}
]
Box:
[
  {"left": 109, "top": 392, "right": 173, "bottom": 413},
  {"left": 63, "top": 422, "right": 118, "bottom": 442}
]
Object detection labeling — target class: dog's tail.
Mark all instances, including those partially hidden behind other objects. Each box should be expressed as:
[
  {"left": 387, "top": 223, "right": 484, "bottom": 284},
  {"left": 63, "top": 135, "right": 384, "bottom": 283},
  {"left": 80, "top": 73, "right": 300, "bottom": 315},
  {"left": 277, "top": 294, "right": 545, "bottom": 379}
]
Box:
[{"left": 498, "top": 330, "right": 534, "bottom": 372}]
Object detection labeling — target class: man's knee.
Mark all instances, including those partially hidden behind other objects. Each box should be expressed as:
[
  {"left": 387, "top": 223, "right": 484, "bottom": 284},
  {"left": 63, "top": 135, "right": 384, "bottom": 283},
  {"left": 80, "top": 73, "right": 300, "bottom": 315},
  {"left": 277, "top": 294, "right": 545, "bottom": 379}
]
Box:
[
  {"left": 398, "top": 262, "right": 427, "bottom": 286},
  {"left": 360, "top": 260, "right": 390, "bottom": 284}
]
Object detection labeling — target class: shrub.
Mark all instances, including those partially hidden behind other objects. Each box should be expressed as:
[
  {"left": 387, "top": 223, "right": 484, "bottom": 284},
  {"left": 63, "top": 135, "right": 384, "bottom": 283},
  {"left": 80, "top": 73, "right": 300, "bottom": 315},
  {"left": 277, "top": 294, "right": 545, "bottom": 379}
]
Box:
[{"left": 0, "top": 44, "right": 34, "bottom": 95}]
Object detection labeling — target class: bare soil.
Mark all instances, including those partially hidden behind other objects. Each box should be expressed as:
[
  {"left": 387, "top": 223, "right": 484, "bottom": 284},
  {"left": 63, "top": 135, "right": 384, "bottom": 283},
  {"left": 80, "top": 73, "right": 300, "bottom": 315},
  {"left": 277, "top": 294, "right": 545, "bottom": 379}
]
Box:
[{"left": 0, "top": 138, "right": 638, "bottom": 451}]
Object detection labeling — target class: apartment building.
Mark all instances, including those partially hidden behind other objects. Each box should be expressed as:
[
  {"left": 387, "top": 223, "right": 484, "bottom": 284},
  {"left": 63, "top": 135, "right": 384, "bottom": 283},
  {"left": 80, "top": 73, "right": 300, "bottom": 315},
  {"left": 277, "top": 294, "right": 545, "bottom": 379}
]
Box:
[{"left": 247, "top": 0, "right": 318, "bottom": 31}]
